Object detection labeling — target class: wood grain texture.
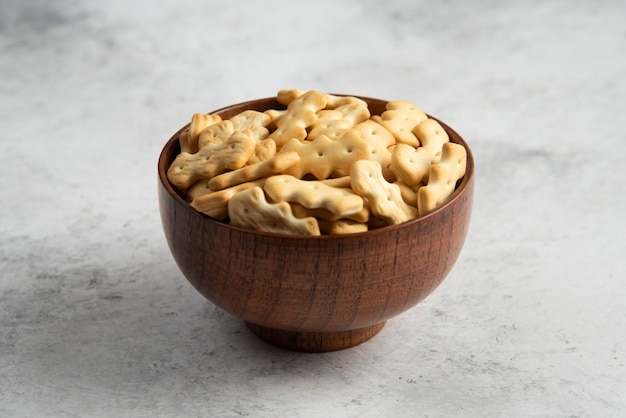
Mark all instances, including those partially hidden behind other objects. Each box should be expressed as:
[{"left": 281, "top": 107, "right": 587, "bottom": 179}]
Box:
[{"left": 158, "top": 96, "right": 474, "bottom": 352}]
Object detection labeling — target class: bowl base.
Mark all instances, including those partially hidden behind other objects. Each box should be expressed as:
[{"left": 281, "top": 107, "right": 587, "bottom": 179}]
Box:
[{"left": 245, "top": 321, "right": 386, "bottom": 352}]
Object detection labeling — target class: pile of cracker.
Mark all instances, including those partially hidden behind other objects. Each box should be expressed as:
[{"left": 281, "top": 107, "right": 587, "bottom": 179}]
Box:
[{"left": 167, "top": 89, "right": 466, "bottom": 236}]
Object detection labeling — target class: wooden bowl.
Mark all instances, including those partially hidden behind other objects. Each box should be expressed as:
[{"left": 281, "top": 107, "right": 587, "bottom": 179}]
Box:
[{"left": 158, "top": 96, "right": 474, "bottom": 352}]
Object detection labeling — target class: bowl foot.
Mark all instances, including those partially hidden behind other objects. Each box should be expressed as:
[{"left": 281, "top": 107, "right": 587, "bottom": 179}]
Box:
[{"left": 245, "top": 321, "right": 386, "bottom": 352}]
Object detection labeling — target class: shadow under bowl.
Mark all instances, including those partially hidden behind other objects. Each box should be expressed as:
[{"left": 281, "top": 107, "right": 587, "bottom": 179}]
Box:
[{"left": 158, "top": 96, "right": 474, "bottom": 352}]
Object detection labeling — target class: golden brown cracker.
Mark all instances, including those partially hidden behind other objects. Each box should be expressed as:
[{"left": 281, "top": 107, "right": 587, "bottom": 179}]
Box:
[
  {"left": 208, "top": 152, "right": 300, "bottom": 191},
  {"left": 353, "top": 120, "right": 396, "bottom": 182},
  {"left": 371, "top": 100, "right": 427, "bottom": 147},
  {"left": 279, "top": 130, "right": 370, "bottom": 179},
  {"left": 417, "top": 142, "right": 467, "bottom": 215},
  {"left": 167, "top": 130, "right": 256, "bottom": 191},
  {"left": 350, "top": 160, "right": 418, "bottom": 225},
  {"left": 269, "top": 90, "right": 328, "bottom": 149},
  {"left": 264, "top": 175, "right": 364, "bottom": 217},
  {"left": 228, "top": 186, "right": 320, "bottom": 236},
  {"left": 190, "top": 181, "right": 261, "bottom": 220}
]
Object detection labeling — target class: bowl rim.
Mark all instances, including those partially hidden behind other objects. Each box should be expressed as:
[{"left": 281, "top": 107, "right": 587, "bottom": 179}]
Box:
[{"left": 158, "top": 95, "right": 474, "bottom": 240}]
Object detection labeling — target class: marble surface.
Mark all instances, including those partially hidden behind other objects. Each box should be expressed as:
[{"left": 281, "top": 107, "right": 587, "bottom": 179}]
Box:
[{"left": 1, "top": 0, "right": 625, "bottom": 416}]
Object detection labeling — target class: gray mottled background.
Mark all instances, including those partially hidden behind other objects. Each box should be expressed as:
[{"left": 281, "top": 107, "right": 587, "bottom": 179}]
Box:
[{"left": 1, "top": 1, "right": 625, "bottom": 417}]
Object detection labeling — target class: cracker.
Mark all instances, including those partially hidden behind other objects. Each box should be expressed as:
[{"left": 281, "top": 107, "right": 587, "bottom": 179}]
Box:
[
  {"left": 167, "top": 130, "right": 256, "bottom": 191},
  {"left": 277, "top": 88, "right": 305, "bottom": 105},
  {"left": 395, "top": 180, "right": 421, "bottom": 207},
  {"left": 208, "top": 151, "right": 300, "bottom": 191},
  {"left": 264, "top": 175, "right": 364, "bottom": 217},
  {"left": 276, "top": 89, "right": 368, "bottom": 110},
  {"left": 279, "top": 130, "right": 370, "bottom": 179},
  {"left": 246, "top": 137, "right": 277, "bottom": 165},
  {"left": 353, "top": 119, "right": 396, "bottom": 182},
  {"left": 335, "top": 102, "right": 371, "bottom": 126},
  {"left": 190, "top": 181, "right": 261, "bottom": 220},
  {"left": 390, "top": 144, "right": 432, "bottom": 187},
  {"left": 321, "top": 176, "right": 351, "bottom": 188},
  {"left": 269, "top": 90, "right": 328, "bottom": 149},
  {"left": 417, "top": 142, "right": 467, "bottom": 215},
  {"left": 318, "top": 218, "right": 369, "bottom": 235},
  {"left": 324, "top": 93, "right": 368, "bottom": 109},
  {"left": 412, "top": 118, "right": 449, "bottom": 151},
  {"left": 229, "top": 186, "right": 320, "bottom": 236},
  {"left": 308, "top": 109, "right": 354, "bottom": 141},
  {"left": 290, "top": 202, "right": 370, "bottom": 223},
  {"left": 186, "top": 179, "right": 213, "bottom": 202},
  {"left": 187, "top": 113, "right": 222, "bottom": 153},
  {"left": 350, "top": 160, "right": 418, "bottom": 225},
  {"left": 198, "top": 119, "right": 235, "bottom": 149},
  {"left": 308, "top": 101, "right": 371, "bottom": 141},
  {"left": 178, "top": 130, "right": 193, "bottom": 154},
  {"left": 390, "top": 118, "right": 450, "bottom": 186},
  {"left": 230, "top": 110, "right": 271, "bottom": 142},
  {"left": 371, "top": 100, "right": 427, "bottom": 147}
]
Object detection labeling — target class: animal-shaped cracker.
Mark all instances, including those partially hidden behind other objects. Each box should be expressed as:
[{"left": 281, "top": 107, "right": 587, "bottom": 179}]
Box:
[
  {"left": 277, "top": 88, "right": 305, "bottom": 105},
  {"left": 279, "top": 130, "right": 370, "bottom": 179},
  {"left": 185, "top": 113, "right": 222, "bottom": 153},
  {"left": 324, "top": 93, "right": 368, "bottom": 109},
  {"left": 350, "top": 160, "right": 418, "bottom": 225},
  {"left": 208, "top": 152, "right": 300, "bottom": 191},
  {"left": 264, "top": 175, "right": 364, "bottom": 218},
  {"left": 317, "top": 219, "right": 369, "bottom": 235},
  {"left": 390, "top": 144, "right": 433, "bottom": 187},
  {"left": 228, "top": 187, "right": 320, "bottom": 236},
  {"left": 412, "top": 118, "right": 449, "bottom": 151},
  {"left": 371, "top": 100, "right": 428, "bottom": 147},
  {"left": 198, "top": 119, "right": 235, "bottom": 149},
  {"left": 321, "top": 176, "right": 351, "bottom": 188},
  {"left": 186, "top": 179, "right": 213, "bottom": 202},
  {"left": 308, "top": 101, "right": 371, "bottom": 141},
  {"left": 308, "top": 110, "right": 354, "bottom": 141},
  {"left": 190, "top": 181, "right": 262, "bottom": 220},
  {"left": 276, "top": 89, "right": 368, "bottom": 110},
  {"left": 230, "top": 110, "right": 271, "bottom": 142},
  {"left": 390, "top": 118, "right": 451, "bottom": 187},
  {"left": 290, "top": 202, "right": 370, "bottom": 223},
  {"left": 417, "top": 142, "right": 467, "bottom": 215},
  {"left": 353, "top": 120, "right": 396, "bottom": 182},
  {"left": 269, "top": 90, "right": 328, "bottom": 149},
  {"left": 246, "top": 138, "right": 277, "bottom": 166},
  {"left": 178, "top": 131, "right": 193, "bottom": 154},
  {"left": 167, "top": 130, "right": 256, "bottom": 191},
  {"left": 394, "top": 180, "right": 421, "bottom": 207},
  {"left": 335, "top": 102, "right": 371, "bottom": 125}
]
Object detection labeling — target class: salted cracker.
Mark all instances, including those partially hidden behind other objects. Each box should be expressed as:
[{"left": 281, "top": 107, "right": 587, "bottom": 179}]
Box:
[
  {"left": 353, "top": 119, "right": 396, "bottom": 182},
  {"left": 190, "top": 181, "right": 261, "bottom": 220},
  {"left": 167, "top": 130, "right": 256, "bottom": 191},
  {"left": 208, "top": 151, "right": 300, "bottom": 191},
  {"left": 390, "top": 144, "right": 432, "bottom": 187},
  {"left": 245, "top": 138, "right": 277, "bottom": 166},
  {"left": 350, "top": 159, "right": 418, "bottom": 225},
  {"left": 185, "top": 113, "right": 222, "bottom": 153},
  {"left": 279, "top": 130, "right": 370, "bottom": 179},
  {"left": 317, "top": 218, "right": 369, "bottom": 235},
  {"left": 290, "top": 202, "right": 370, "bottom": 223},
  {"left": 269, "top": 90, "right": 328, "bottom": 149},
  {"left": 417, "top": 142, "right": 467, "bottom": 215},
  {"left": 264, "top": 175, "right": 364, "bottom": 218},
  {"left": 198, "top": 119, "right": 235, "bottom": 149},
  {"left": 371, "top": 100, "right": 428, "bottom": 147},
  {"left": 228, "top": 187, "right": 320, "bottom": 236},
  {"left": 230, "top": 110, "right": 271, "bottom": 142}
]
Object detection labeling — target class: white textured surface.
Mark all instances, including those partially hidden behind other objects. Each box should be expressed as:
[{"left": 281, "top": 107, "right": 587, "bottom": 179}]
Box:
[{"left": 1, "top": 1, "right": 625, "bottom": 417}]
